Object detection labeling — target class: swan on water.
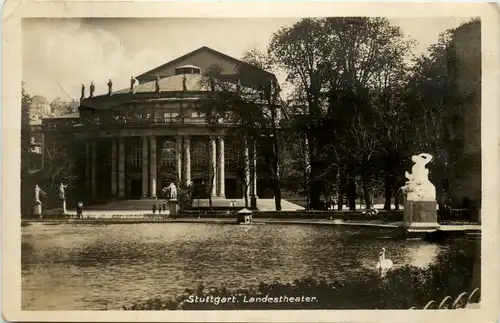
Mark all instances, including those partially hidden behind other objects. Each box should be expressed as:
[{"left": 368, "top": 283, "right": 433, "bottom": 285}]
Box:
[{"left": 376, "top": 247, "right": 393, "bottom": 275}]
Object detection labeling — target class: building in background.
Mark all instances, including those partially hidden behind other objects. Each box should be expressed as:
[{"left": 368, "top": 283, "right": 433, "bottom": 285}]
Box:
[
  {"left": 41, "top": 46, "right": 281, "bottom": 203},
  {"left": 30, "top": 95, "right": 51, "bottom": 121}
]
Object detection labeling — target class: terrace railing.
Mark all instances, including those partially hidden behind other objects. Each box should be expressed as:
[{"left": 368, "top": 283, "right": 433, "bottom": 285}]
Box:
[
  {"left": 409, "top": 288, "right": 480, "bottom": 310},
  {"left": 45, "top": 116, "right": 208, "bottom": 131}
]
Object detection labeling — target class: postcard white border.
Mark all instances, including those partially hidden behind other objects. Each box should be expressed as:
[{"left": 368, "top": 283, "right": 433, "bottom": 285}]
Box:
[{"left": 2, "top": 1, "right": 499, "bottom": 322}]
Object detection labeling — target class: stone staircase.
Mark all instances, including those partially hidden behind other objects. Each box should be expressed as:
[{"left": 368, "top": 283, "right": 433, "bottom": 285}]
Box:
[
  {"left": 79, "top": 199, "right": 163, "bottom": 211},
  {"left": 70, "top": 198, "right": 304, "bottom": 212}
]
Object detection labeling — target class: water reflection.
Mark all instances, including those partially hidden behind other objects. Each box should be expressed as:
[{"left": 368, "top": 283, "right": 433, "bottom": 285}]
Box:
[
  {"left": 21, "top": 223, "right": 479, "bottom": 310},
  {"left": 407, "top": 244, "right": 440, "bottom": 268}
]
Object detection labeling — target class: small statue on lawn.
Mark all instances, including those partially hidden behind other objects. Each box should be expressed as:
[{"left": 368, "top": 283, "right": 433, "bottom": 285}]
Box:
[
  {"left": 34, "top": 185, "right": 47, "bottom": 204},
  {"left": 59, "top": 183, "right": 68, "bottom": 201}
]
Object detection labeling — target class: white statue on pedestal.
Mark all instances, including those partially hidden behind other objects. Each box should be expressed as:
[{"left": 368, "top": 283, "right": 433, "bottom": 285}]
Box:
[
  {"left": 35, "top": 185, "right": 42, "bottom": 204},
  {"left": 59, "top": 183, "right": 68, "bottom": 213},
  {"left": 59, "top": 183, "right": 67, "bottom": 200},
  {"left": 402, "top": 153, "right": 436, "bottom": 201},
  {"left": 168, "top": 182, "right": 177, "bottom": 200}
]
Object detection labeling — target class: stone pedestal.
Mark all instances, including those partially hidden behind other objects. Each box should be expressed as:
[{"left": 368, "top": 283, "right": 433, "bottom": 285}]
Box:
[
  {"left": 61, "top": 200, "right": 67, "bottom": 214},
  {"left": 237, "top": 208, "right": 253, "bottom": 224},
  {"left": 33, "top": 204, "right": 42, "bottom": 218},
  {"left": 250, "top": 196, "right": 257, "bottom": 210},
  {"left": 402, "top": 196, "right": 440, "bottom": 239},
  {"left": 169, "top": 199, "right": 179, "bottom": 217}
]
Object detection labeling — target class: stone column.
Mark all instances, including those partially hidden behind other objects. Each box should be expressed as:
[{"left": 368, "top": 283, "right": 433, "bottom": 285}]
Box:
[
  {"left": 111, "top": 139, "right": 117, "bottom": 196},
  {"left": 141, "top": 136, "right": 149, "bottom": 198},
  {"left": 218, "top": 136, "right": 225, "bottom": 198},
  {"left": 118, "top": 138, "right": 125, "bottom": 197},
  {"left": 85, "top": 142, "right": 90, "bottom": 196},
  {"left": 175, "top": 136, "right": 182, "bottom": 183},
  {"left": 210, "top": 136, "right": 217, "bottom": 197},
  {"left": 41, "top": 134, "right": 45, "bottom": 169},
  {"left": 252, "top": 141, "right": 258, "bottom": 198},
  {"left": 250, "top": 140, "right": 258, "bottom": 209},
  {"left": 150, "top": 136, "right": 157, "bottom": 198},
  {"left": 90, "top": 141, "right": 97, "bottom": 197},
  {"left": 243, "top": 139, "right": 250, "bottom": 199},
  {"left": 184, "top": 136, "right": 191, "bottom": 186}
]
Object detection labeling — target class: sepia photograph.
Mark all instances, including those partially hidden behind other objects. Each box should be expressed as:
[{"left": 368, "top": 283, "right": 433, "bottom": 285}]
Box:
[{"left": 3, "top": 1, "right": 499, "bottom": 322}]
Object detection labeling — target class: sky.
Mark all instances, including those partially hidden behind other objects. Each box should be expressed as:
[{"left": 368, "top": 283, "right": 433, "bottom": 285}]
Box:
[{"left": 22, "top": 17, "right": 472, "bottom": 102}]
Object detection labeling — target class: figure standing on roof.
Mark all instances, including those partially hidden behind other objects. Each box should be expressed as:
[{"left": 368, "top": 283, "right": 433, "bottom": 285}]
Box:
[
  {"left": 89, "top": 82, "right": 95, "bottom": 98},
  {"left": 130, "top": 76, "right": 138, "bottom": 94},
  {"left": 80, "top": 84, "right": 85, "bottom": 101},
  {"left": 155, "top": 75, "right": 160, "bottom": 93},
  {"left": 182, "top": 74, "right": 187, "bottom": 91},
  {"left": 107, "top": 79, "right": 113, "bottom": 95}
]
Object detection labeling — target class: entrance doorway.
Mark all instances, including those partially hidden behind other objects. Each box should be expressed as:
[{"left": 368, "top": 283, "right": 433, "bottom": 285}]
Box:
[
  {"left": 225, "top": 178, "right": 238, "bottom": 199},
  {"left": 129, "top": 179, "right": 142, "bottom": 199},
  {"left": 192, "top": 178, "right": 208, "bottom": 199}
]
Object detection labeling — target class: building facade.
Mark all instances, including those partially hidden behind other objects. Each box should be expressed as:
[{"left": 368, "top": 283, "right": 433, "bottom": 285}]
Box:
[{"left": 42, "top": 47, "right": 280, "bottom": 202}]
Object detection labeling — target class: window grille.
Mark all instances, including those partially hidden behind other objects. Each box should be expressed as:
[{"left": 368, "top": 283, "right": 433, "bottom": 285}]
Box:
[
  {"left": 226, "top": 140, "right": 240, "bottom": 168},
  {"left": 192, "top": 140, "right": 208, "bottom": 168},
  {"left": 131, "top": 140, "right": 142, "bottom": 167},
  {"left": 160, "top": 140, "right": 176, "bottom": 167},
  {"left": 103, "top": 143, "right": 112, "bottom": 168}
]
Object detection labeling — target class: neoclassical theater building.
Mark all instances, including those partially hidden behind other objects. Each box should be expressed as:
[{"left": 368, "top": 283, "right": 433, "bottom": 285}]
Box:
[{"left": 42, "top": 46, "right": 281, "bottom": 202}]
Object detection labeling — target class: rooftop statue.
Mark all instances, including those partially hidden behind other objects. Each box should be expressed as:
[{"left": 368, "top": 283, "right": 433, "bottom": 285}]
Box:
[
  {"left": 402, "top": 153, "right": 436, "bottom": 201},
  {"left": 130, "top": 76, "right": 138, "bottom": 94},
  {"left": 89, "top": 82, "right": 95, "bottom": 98},
  {"left": 107, "top": 79, "right": 113, "bottom": 95},
  {"left": 182, "top": 74, "right": 187, "bottom": 91},
  {"left": 155, "top": 75, "right": 160, "bottom": 93},
  {"left": 80, "top": 84, "right": 85, "bottom": 101}
]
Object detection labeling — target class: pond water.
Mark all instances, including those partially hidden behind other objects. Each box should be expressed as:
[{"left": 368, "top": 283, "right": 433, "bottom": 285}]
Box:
[{"left": 22, "top": 223, "right": 480, "bottom": 310}]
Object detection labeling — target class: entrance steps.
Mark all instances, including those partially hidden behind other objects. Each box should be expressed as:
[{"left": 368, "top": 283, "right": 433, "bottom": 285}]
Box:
[{"left": 70, "top": 198, "right": 304, "bottom": 212}]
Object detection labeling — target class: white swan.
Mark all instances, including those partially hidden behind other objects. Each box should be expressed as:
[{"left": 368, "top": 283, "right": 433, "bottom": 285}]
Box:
[{"left": 376, "top": 247, "right": 393, "bottom": 275}]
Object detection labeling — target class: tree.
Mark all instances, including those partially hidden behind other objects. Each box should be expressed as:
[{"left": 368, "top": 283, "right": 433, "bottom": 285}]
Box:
[
  {"left": 268, "top": 17, "right": 415, "bottom": 209},
  {"left": 21, "top": 83, "right": 33, "bottom": 172},
  {"left": 404, "top": 19, "right": 481, "bottom": 213},
  {"left": 41, "top": 142, "right": 78, "bottom": 208},
  {"left": 198, "top": 51, "right": 285, "bottom": 211},
  {"left": 21, "top": 83, "right": 33, "bottom": 215},
  {"left": 195, "top": 139, "right": 221, "bottom": 211}
]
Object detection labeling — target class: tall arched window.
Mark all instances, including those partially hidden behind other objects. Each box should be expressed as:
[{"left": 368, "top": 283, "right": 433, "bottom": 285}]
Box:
[
  {"left": 192, "top": 140, "right": 208, "bottom": 168},
  {"left": 102, "top": 141, "right": 112, "bottom": 168},
  {"left": 226, "top": 140, "right": 240, "bottom": 169},
  {"left": 131, "top": 140, "right": 142, "bottom": 167},
  {"left": 160, "top": 140, "right": 175, "bottom": 167}
]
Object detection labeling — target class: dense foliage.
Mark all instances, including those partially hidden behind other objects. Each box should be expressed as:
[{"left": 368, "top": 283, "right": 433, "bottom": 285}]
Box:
[{"left": 199, "top": 17, "right": 480, "bottom": 214}]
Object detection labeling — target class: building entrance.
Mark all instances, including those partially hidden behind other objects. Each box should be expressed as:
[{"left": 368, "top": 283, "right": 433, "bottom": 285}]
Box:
[
  {"left": 225, "top": 178, "right": 238, "bottom": 199},
  {"left": 129, "top": 179, "right": 142, "bottom": 199}
]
